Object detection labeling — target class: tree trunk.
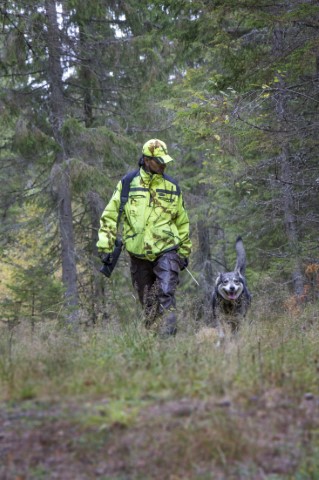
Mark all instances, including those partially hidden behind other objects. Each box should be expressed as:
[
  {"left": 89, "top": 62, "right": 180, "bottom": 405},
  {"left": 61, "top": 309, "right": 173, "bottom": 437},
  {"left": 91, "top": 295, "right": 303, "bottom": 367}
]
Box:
[
  {"left": 45, "top": 0, "right": 79, "bottom": 318},
  {"left": 272, "top": 24, "right": 304, "bottom": 296},
  {"left": 280, "top": 147, "right": 304, "bottom": 295},
  {"left": 196, "top": 219, "right": 213, "bottom": 287}
]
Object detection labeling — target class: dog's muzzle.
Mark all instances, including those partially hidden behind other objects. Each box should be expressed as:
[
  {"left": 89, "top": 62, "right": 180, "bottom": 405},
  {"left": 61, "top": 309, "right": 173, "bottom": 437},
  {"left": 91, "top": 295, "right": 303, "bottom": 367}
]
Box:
[{"left": 218, "top": 283, "right": 244, "bottom": 301}]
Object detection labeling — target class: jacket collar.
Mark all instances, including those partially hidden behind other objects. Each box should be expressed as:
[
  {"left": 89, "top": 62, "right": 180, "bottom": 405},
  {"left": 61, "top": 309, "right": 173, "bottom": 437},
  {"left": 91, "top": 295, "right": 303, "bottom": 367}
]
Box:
[{"left": 140, "top": 167, "right": 163, "bottom": 186}]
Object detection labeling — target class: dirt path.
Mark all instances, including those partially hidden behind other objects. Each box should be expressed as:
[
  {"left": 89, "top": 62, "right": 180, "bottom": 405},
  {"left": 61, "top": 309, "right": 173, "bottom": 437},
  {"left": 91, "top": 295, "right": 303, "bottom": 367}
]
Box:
[{"left": 1, "top": 391, "right": 318, "bottom": 479}]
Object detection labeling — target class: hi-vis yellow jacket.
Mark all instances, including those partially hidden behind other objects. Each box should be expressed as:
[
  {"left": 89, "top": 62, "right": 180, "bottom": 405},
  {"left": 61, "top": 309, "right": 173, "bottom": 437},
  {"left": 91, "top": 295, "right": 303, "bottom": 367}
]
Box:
[{"left": 97, "top": 168, "right": 192, "bottom": 261}]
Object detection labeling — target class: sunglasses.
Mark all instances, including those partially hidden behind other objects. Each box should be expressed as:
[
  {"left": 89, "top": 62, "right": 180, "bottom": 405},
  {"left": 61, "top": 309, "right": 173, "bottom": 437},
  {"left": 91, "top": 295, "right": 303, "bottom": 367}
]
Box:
[{"left": 146, "top": 156, "right": 165, "bottom": 165}]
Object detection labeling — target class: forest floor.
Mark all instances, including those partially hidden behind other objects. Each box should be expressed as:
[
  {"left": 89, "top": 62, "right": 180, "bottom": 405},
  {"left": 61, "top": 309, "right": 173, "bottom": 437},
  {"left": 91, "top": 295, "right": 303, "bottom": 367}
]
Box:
[{"left": 1, "top": 388, "right": 319, "bottom": 480}]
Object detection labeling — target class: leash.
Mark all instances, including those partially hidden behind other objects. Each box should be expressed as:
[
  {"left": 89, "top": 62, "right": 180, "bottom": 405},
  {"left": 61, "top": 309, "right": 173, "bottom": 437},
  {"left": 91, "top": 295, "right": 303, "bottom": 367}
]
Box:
[{"left": 185, "top": 267, "right": 200, "bottom": 286}]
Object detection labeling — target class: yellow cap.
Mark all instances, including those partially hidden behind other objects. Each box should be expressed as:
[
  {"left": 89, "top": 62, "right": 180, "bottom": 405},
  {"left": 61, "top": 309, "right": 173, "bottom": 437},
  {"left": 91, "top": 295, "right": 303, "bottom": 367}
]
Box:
[{"left": 142, "top": 139, "right": 173, "bottom": 164}]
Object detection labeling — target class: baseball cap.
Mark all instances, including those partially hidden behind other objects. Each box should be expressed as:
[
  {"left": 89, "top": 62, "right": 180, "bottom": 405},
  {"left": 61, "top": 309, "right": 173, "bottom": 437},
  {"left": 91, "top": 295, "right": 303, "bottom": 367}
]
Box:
[{"left": 142, "top": 139, "right": 173, "bottom": 164}]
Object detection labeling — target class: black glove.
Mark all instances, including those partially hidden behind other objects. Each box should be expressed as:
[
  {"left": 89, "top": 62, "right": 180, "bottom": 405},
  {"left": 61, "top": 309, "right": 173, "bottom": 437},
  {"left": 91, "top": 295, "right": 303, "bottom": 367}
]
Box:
[
  {"left": 179, "top": 257, "right": 188, "bottom": 270},
  {"left": 99, "top": 252, "right": 113, "bottom": 265}
]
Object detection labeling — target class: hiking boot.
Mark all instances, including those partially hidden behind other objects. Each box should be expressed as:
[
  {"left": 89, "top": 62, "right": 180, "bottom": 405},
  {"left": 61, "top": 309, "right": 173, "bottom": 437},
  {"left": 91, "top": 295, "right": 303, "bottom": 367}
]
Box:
[{"left": 159, "top": 311, "right": 177, "bottom": 337}]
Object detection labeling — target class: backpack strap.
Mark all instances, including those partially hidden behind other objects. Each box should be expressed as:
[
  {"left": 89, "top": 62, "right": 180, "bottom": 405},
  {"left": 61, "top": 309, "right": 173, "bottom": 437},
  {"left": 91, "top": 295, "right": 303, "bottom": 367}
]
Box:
[
  {"left": 163, "top": 173, "right": 181, "bottom": 196},
  {"left": 117, "top": 169, "right": 139, "bottom": 227}
]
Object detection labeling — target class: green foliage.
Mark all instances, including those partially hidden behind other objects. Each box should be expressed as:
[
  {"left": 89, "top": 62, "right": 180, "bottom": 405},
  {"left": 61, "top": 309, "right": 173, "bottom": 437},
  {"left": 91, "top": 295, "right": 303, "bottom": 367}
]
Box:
[
  {"left": 2, "top": 265, "right": 64, "bottom": 322},
  {"left": 0, "top": 302, "right": 318, "bottom": 401},
  {"left": 1, "top": 0, "right": 318, "bottom": 317},
  {"left": 13, "top": 118, "right": 58, "bottom": 161},
  {"left": 0, "top": 1, "right": 319, "bottom": 476}
]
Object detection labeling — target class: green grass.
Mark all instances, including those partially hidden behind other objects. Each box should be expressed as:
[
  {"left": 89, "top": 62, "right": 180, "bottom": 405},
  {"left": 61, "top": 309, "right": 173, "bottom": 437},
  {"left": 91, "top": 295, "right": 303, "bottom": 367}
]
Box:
[
  {"left": 1, "top": 301, "right": 319, "bottom": 479},
  {"left": 0, "top": 303, "right": 318, "bottom": 403}
]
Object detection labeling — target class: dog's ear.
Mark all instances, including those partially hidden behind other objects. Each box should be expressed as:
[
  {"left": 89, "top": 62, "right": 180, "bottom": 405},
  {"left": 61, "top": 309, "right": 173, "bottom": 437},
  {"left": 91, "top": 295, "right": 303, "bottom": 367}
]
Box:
[
  {"left": 215, "top": 272, "right": 222, "bottom": 285},
  {"left": 235, "top": 269, "right": 245, "bottom": 281}
]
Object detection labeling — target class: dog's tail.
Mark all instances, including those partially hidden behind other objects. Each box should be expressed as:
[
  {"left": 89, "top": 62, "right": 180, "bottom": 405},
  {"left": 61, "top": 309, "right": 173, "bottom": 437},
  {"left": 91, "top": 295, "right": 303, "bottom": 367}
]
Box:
[{"left": 235, "top": 236, "right": 246, "bottom": 276}]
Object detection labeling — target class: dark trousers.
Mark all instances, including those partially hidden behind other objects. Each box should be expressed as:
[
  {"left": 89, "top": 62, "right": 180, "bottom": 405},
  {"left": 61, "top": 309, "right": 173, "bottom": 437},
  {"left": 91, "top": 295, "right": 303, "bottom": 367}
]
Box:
[{"left": 130, "top": 250, "right": 181, "bottom": 332}]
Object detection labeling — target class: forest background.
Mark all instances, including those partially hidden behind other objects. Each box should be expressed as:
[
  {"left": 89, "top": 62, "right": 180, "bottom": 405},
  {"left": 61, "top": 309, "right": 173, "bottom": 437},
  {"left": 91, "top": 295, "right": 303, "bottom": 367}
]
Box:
[
  {"left": 1, "top": 0, "right": 318, "bottom": 324},
  {"left": 0, "top": 1, "right": 319, "bottom": 479}
]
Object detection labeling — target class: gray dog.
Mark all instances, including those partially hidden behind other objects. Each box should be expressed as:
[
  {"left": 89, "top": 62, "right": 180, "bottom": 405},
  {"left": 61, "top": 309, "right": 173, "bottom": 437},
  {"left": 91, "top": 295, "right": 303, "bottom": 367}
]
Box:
[{"left": 211, "top": 236, "right": 251, "bottom": 338}]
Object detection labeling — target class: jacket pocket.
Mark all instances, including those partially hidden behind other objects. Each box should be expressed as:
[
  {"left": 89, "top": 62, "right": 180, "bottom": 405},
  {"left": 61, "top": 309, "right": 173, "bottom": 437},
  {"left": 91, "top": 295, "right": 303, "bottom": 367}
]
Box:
[{"left": 127, "top": 194, "right": 147, "bottom": 222}]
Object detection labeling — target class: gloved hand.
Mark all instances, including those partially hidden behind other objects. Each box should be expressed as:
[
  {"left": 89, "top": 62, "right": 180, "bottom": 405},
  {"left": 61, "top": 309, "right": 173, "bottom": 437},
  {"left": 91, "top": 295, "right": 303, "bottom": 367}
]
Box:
[
  {"left": 99, "top": 252, "right": 113, "bottom": 265},
  {"left": 179, "top": 256, "right": 188, "bottom": 270}
]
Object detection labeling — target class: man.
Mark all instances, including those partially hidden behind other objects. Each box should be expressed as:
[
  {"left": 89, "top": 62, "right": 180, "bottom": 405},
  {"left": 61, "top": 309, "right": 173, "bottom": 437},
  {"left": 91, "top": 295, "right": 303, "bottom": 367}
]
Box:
[{"left": 97, "top": 139, "right": 192, "bottom": 336}]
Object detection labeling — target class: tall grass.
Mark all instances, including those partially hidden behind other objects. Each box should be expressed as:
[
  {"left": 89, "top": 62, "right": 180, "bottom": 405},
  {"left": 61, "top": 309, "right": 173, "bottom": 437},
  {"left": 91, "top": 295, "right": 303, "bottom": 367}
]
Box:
[
  {"left": 1, "top": 300, "right": 319, "bottom": 479},
  {"left": 0, "top": 300, "right": 318, "bottom": 403}
]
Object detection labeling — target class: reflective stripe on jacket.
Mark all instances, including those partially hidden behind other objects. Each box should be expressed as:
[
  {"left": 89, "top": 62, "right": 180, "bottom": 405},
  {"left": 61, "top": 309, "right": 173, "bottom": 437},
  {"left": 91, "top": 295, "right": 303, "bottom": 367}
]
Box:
[{"left": 97, "top": 167, "right": 192, "bottom": 261}]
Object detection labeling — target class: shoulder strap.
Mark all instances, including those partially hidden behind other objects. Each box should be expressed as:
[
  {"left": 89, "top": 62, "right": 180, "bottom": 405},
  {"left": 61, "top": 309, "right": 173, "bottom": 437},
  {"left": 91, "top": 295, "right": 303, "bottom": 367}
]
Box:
[
  {"left": 163, "top": 173, "right": 181, "bottom": 195},
  {"left": 117, "top": 169, "right": 139, "bottom": 226}
]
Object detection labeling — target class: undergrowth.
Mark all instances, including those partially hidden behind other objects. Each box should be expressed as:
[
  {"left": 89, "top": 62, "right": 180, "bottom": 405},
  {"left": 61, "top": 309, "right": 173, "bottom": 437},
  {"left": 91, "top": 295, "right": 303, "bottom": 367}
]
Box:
[
  {"left": 0, "top": 301, "right": 318, "bottom": 403},
  {"left": 1, "top": 300, "right": 319, "bottom": 479}
]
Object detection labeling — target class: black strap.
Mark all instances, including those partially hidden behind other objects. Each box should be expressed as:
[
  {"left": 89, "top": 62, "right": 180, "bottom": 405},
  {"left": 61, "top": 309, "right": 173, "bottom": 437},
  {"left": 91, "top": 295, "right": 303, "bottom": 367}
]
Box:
[
  {"left": 117, "top": 169, "right": 139, "bottom": 227},
  {"left": 163, "top": 173, "right": 181, "bottom": 195}
]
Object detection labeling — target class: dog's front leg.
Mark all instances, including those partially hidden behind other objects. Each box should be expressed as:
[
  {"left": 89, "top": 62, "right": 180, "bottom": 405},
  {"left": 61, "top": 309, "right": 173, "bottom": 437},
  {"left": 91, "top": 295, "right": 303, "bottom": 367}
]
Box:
[
  {"left": 211, "top": 294, "right": 225, "bottom": 346},
  {"left": 215, "top": 321, "right": 226, "bottom": 347}
]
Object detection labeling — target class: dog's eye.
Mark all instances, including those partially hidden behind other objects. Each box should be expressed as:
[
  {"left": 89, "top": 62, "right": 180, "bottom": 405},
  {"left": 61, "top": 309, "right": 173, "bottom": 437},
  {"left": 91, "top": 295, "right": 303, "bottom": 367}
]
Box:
[
  {"left": 234, "top": 280, "right": 239, "bottom": 285},
  {"left": 223, "top": 280, "right": 228, "bottom": 285}
]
